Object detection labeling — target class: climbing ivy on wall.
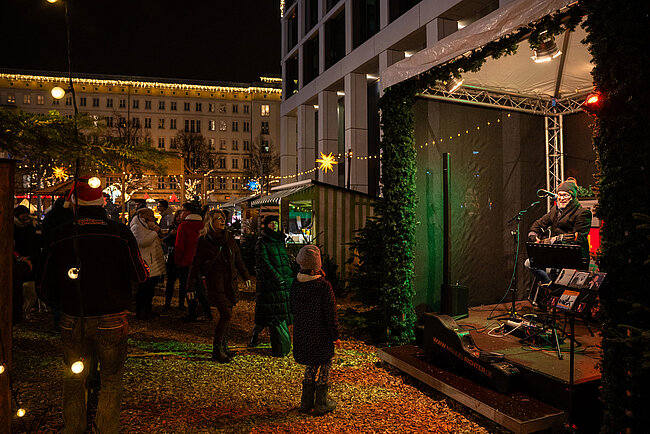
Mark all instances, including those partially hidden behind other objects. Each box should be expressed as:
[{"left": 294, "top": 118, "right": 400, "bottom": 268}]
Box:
[
  {"left": 375, "top": 6, "right": 582, "bottom": 344},
  {"left": 581, "top": 0, "right": 650, "bottom": 430}
]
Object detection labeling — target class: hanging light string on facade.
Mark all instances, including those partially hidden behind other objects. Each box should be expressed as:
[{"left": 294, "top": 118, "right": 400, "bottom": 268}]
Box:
[{"left": 417, "top": 114, "right": 510, "bottom": 150}]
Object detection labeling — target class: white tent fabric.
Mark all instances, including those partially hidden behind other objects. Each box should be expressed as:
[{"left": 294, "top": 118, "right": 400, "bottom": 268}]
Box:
[{"left": 381, "top": 0, "right": 592, "bottom": 100}]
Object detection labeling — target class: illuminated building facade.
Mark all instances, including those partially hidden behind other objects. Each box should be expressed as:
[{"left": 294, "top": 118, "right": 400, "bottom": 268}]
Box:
[{"left": 0, "top": 71, "right": 282, "bottom": 203}]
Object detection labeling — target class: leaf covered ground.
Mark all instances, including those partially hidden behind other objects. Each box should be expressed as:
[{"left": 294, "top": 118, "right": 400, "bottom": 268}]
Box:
[{"left": 10, "top": 285, "right": 509, "bottom": 433}]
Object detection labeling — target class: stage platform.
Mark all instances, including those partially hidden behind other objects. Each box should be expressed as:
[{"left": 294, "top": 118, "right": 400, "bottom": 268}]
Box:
[{"left": 378, "top": 301, "right": 602, "bottom": 433}]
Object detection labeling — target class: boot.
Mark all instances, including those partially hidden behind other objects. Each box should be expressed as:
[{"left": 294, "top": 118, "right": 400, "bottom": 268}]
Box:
[
  {"left": 299, "top": 383, "right": 315, "bottom": 413},
  {"left": 211, "top": 343, "right": 231, "bottom": 363},
  {"left": 222, "top": 339, "right": 237, "bottom": 358},
  {"left": 313, "top": 384, "right": 336, "bottom": 415}
]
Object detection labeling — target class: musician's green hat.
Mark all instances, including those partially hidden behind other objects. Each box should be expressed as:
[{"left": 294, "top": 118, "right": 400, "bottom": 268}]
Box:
[{"left": 558, "top": 177, "right": 578, "bottom": 198}]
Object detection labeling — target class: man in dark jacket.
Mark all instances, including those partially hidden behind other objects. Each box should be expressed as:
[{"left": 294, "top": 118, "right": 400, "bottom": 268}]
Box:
[
  {"left": 250, "top": 215, "right": 294, "bottom": 351},
  {"left": 525, "top": 177, "right": 592, "bottom": 284},
  {"left": 40, "top": 176, "right": 148, "bottom": 434}
]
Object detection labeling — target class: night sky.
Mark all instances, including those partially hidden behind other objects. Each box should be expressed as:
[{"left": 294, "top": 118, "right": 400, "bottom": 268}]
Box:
[{"left": 1, "top": 0, "right": 281, "bottom": 84}]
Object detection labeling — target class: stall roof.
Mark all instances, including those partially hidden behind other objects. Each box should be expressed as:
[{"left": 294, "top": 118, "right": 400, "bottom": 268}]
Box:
[
  {"left": 381, "top": 0, "right": 592, "bottom": 114},
  {"left": 250, "top": 185, "right": 313, "bottom": 207},
  {"left": 33, "top": 179, "right": 74, "bottom": 195},
  {"left": 219, "top": 194, "right": 259, "bottom": 209}
]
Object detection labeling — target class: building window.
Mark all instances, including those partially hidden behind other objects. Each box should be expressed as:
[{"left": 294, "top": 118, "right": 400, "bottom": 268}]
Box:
[
  {"left": 243, "top": 140, "right": 250, "bottom": 151},
  {"left": 243, "top": 121, "right": 250, "bottom": 132},
  {"left": 261, "top": 121, "right": 269, "bottom": 134},
  {"left": 23, "top": 94, "right": 31, "bottom": 104},
  {"left": 158, "top": 137, "right": 165, "bottom": 148},
  {"left": 133, "top": 117, "right": 141, "bottom": 127},
  {"left": 232, "top": 158, "right": 238, "bottom": 169},
  {"left": 158, "top": 118, "right": 165, "bottom": 129},
  {"left": 170, "top": 138, "right": 177, "bottom": 149},
  {"left": 65, "top": 97, "right": 72, "bottom": 106},
  {"left": 219, "top": 104, "right": 227, "bottom": 113},
  {"left": 243, "top": 158, "right": 250, "bottom": 169},
  {"left": 37, "top": 95, "right": 44, "bottom": 105},
  {"left": 232, "top": 104, "right": 238, "bottom": 113},
  {"left": 107, "top": 98, "right": 114, "bottom": 108},
  {"left": 7, "top": 95, "right": 15, "bottom": 104},
  {"left": 209, "top": 120, "right": 216, "bottom": 131},
  {"left": 184, "top": 120, "right": 190, "bottom": 132},
  {"left": 133, "top": 100, "right": 139, "bottom": 109},
  {"left": 232, "top": 140, "right": 238, "bottom": 150},
  {"left": 93, "top": 97, "right": 99, "bottom": 107},
  {"left": 159, "top": 101, "right": 165, "bottom": 110},
  {"left": 218, "top": 158, "right": 226, "bottom": 169},
  {"left": 232, "top": 178, "right": 240, "bottom": 190},
  {"left": 220, "top": 139, "right": 227, "bottom": 150},
  {"left": 243, "top": 104, "right": 249, "bottom": 114},
  {"left": 262, "top": 140, "right": 270, "bottom": 152},
  {"left": 219, "top": 120, "right": 227, "bottom": 131},
  {"left": 196, "top": 102, "right": 202, "bottom": 112},
  {"left": 79, "top": 97, "right": 87, "bottom": 106},
  {"left": 52, "top": 98, "right": 59, "bottom": 105},
  {"left": 208, "top": 103, "right": 215, "bottom": 112},
  {"left": 219, "top": 177, "right": 227, "bottom": 190},
  {"left": 208, "top": 138, "right": 215, "bottom": 150},
  {"left": 170, "top": 119, "right": 177, "bottom": 129},
  {"left": 119, "top": 117, "right": 126, "bottom": 127},
  {"left": 261, "top": 104, "right": 270, "bottom": 116},
  {"left": 157, "top": 177, "right": 166, "bottom": 189},
  {"left": 208, "top": 176, "right": 215, "bottom": 190},
  {"left": 106, "top": 116, "right": 114, "bottom": 127},
  {"left": 232, "top": 121, "right": 238, "bottom": 132},
  {"left": 119, "top": 99, "right": 126, "bottom": 108},
  {"left": 171, "top": 101, "right": 177, "bottom": 111},
  {"left": 145, "top": 100, "right": 152, "bottom": 109},
  {"left": 144, "top": 118, "right": 152, "bottom": 128},
  {"left": 196, "top": 120, "right": 201, "bottom": 133},
  {"left": 184, "top": 102, "right": 190, "bottom": 111}
]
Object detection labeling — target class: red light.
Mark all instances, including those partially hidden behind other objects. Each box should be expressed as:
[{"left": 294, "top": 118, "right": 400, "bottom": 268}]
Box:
[
  {"left": 582, "top": 92, "right": 602, "bottom": 114},
  {"left": 586, "top": 95, "right": 599, "bottom": 104}
]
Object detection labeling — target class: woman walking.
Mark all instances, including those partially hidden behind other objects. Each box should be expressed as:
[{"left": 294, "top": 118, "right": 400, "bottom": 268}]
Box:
[
  {"left": 250, "top": 215, "right": 293, "bottom": 353},
  {"left": 130, "top": 207, "right": 166, "bottom": 319},
  {"left": 187, "top": 209, "right": 251, "bottom": 363},
  {"left": 291, "top": 245, "right": 340, "bottom": 415}
]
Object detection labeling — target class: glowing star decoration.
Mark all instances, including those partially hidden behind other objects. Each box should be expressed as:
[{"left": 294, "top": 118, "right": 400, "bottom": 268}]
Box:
[
  {"left": 246, "top": 179, "right": 261, "bottom": 191},
  {"left": 316, "top": 152, "right": 338, "bottom": 173},
  {"left": 53, "top": 167, "right": 68, "bottom": 181}
]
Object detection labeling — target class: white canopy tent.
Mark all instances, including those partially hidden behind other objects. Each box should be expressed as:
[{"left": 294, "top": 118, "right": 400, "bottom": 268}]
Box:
[{"left": 381, "top": 0, "right": 593, "bottom": 202}]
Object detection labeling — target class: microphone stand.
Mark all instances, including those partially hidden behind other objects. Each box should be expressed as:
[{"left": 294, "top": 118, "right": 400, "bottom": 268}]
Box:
[{"left": 490, "top": 200, "right": 541, "bottom": 320}]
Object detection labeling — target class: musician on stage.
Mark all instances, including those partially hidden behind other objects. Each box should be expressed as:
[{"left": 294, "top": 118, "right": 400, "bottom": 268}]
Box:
[{"left": 525, "top": 177, "right": 592, "bottom": 285}]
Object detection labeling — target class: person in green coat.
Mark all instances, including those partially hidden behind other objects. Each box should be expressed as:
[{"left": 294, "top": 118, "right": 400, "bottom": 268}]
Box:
[{"left": 250, "top": 215, "right": 294, "bottom": 353}]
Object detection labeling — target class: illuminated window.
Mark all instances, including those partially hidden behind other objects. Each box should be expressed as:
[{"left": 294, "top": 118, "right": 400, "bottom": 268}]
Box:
[
  {"left": 261, "top": 104, "right": 270, "bottom": 116},
  {"left": 209, "top": 120, "right": 216, "bottom": 131},
  {"left": 208, "top": 138, "right": 216, "bottom": 150},
  {"left": 219, "top": 120, "right": 227, "bottom": 131},
  {"left": 37, "top": 95, "right": 44, "bottom": 105},
  {"left": 158, "top": 137, "right": 165, "bottom": 148},
  {"left": 158, "top": 118, "right": 165, "bottom": 129},
  {"left": 7, "top": 95, "right": 16, "bottom": 103},
  {"left": 170, "top": 119, "right": 176, "bottom": 129},
  {"left": 219, "top": 104, "right": 226, "bottom": 113},
  {"left": 208, "top": 103, "right": 215, "bottom": 112},
  {"left": 23, "top": 94, "right": 31, "bottom": 104}
]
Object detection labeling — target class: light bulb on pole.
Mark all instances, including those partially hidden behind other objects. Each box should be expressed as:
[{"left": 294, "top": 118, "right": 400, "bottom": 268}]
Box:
[
  {"left": 51, "top": 86, "right": 66, "bottom": 99},
  {"left": 88, "top": 177, "right": 101, "bottom": 188},
  {"left": 71, "top": 359, "right": 85, "bottom": 374},
  {"left": 0, "top": 364, "right": 5, "bottom": 374}
]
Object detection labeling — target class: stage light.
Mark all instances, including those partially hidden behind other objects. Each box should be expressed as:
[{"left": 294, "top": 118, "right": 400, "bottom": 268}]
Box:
[
  {"left": 582, "top": 92, "right": 602, "bottom": 114},
  {"left": 532, "top": 37, "right": 561, "bottom": 63},
  {"left": 68, "top": 268, "right": 79, "bottom": 280},
  {"left": 51, "top": 86, "right": 66, "bottom": 99},
  {"left": 71, "top": 359, "right": 85, "bottom": 374},
  {"left": 445, "top": 77, "right": 463, "bottom": 93},
  {"left": 88, "top": 176, "right": 101, "bottom": 188}
]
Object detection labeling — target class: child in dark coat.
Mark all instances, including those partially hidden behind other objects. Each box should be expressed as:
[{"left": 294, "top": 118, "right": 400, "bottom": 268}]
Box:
[{"left": 290, "top": 245, "right": 340, "bottom": 415}]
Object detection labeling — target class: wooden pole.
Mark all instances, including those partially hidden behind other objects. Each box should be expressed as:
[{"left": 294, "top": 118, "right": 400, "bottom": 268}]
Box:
[{"left": 0, "top": 158, "right": 16, "bottom": 433}]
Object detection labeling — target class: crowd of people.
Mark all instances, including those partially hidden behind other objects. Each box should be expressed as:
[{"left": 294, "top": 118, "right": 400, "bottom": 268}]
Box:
[{"left": 12, "top": 177, "right": 340, "bottom": 433}]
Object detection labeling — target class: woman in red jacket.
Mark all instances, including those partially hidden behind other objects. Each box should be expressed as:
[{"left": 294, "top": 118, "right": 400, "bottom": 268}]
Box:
[{"left": 187, "top": 209, "right": 251, "bottom": 362}]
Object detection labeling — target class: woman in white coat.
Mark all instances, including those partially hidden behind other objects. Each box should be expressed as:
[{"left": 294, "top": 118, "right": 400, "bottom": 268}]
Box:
[{"left": 130, "top": 207, "right": 166, "bottom": 319}]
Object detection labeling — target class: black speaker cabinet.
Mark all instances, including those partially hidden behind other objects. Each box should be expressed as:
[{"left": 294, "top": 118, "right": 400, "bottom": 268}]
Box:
[{"left": 441, "top": 284, "right": 468, "bottom": 319}]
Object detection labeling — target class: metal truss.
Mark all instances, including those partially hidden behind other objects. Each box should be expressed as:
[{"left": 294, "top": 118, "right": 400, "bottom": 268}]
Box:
[
  {"left": 418, "top": 85, "right": 587, "bottom": 116},
  {"left": 545, "top": 115, "right": 564, "bottom": 211}
]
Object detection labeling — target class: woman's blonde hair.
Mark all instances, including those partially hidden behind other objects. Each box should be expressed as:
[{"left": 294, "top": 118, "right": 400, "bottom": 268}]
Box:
[{"left": 200, "top": 209, "right": 226, "bottom": 237}]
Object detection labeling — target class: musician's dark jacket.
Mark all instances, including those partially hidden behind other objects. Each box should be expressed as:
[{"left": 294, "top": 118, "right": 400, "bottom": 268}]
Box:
[
  {"left": 39, "top": 206, "right": 149, "bottom": 316},
  {"left": 529, "top": 198, "right": 592, "bottom": 261}
]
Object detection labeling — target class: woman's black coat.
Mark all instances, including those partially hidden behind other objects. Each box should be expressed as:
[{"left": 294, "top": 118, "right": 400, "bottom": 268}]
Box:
[{"left": 254, "top": 228, "right": 293, "bottom": 326}]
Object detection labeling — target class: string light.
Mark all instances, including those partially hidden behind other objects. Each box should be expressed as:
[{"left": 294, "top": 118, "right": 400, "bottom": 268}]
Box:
[
  {"left": 17, "top": 408, "right": 26, "bottom": 417},
  {"left": 71, "top": 359, "right": 85, "bottom": 374},
  {"left": 68, "top": 268, "right": 79, "bottom": 280}
]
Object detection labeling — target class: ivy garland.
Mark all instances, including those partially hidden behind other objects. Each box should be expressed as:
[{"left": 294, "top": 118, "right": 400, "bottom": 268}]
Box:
[
  {"left": 581, "top": 0, "right": 650, "bottom": 430},
  {"left": 376, "top": 5, "right": 582, "bottom": 344}
]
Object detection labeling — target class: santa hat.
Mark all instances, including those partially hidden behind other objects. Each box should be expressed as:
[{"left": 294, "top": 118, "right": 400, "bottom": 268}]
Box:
[{"left": 64, "top": 176, "right": 104, "bottom": 207}]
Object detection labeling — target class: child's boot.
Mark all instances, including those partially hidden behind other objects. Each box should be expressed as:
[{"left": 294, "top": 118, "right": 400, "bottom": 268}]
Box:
[
  {"left": 313, "top": 384, "right": 336, "bottom": 415},
  {"left": 299, "top": 382, "right": 315, "bottom": 413}
]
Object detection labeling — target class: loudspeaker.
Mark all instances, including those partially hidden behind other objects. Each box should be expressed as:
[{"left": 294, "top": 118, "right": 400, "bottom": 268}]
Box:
[{"left": 441, "top": 284, "right": 468, "bottom": 319}]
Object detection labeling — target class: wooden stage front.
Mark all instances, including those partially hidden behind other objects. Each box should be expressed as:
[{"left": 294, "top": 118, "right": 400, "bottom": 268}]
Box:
[{"left": 378, "top": 301, "right": 602, "bottom": 433}]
